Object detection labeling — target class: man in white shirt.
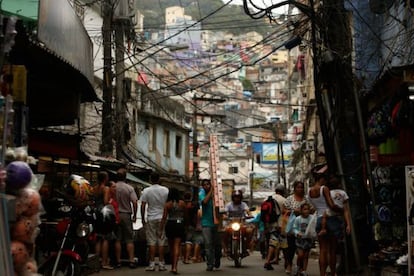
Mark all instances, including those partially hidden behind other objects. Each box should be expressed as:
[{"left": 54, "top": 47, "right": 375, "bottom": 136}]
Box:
[{"left": 140, "top": 172, "right": 169, "bottom": 271}]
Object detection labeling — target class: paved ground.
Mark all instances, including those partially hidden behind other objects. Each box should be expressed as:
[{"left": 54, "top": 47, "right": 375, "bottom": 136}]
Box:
[{"left": 91, "top": 249, "right": 322, "bottom": 276}]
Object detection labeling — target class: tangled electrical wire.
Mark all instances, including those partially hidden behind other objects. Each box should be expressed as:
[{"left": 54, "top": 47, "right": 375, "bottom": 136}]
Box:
[{"left": 243, "top": 0, "right": 300, "bottom": 21}]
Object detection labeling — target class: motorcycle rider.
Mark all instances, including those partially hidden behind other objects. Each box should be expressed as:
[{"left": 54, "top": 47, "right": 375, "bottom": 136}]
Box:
[{"left": 223, "top": 190, "right": 254, "bottom": 256}]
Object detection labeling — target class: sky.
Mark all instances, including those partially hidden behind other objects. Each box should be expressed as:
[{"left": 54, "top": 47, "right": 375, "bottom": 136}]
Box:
[{"left": 223, "top": 0, "right": 295, "bottom": 15}]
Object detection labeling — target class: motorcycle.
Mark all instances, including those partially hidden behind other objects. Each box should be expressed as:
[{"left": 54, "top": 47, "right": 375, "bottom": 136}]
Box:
[
  {"left": 37, "top": 201, "right": 99, "bottom": 276},
  {"left": 225, "top": 216, "right": 255, "bottom": 267}
]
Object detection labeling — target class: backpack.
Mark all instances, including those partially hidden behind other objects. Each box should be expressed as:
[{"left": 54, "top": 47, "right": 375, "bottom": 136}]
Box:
[{"left": 260, "top": 196, "right": 281, "bottom": 224}]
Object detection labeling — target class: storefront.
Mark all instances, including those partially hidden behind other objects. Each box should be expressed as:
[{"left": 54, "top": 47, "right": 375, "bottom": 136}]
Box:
[
  {"left": 1, "top": 0, "right": 100, "bottom": 274},
  {"left": 366, "top": 66, "right": 414, "bottom": 275}
]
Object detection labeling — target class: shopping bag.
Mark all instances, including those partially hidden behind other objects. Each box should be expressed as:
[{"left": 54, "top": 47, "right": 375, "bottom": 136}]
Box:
[
  {"left": 280, "top": 212, "right": 289, "bottom": 234},
  {"left": 305, "top": 213, "right": 317, "bottom": 239},
  {"left": 285, "top": 212, "right": 296, "bottom": 234}
]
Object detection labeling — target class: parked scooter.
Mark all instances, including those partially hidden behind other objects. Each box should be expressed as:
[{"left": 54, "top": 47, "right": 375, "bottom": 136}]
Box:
[{"left": 37, "top": 202, "right": 99, "bottom": 276}]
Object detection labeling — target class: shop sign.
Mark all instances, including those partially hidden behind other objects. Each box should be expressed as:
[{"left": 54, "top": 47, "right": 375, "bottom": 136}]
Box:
[
  {"left": 1, "top": 65, "right": 27, "bottom": 103},
  {"left": 403, "top": 70, "right": 414, "bottom": 83}
]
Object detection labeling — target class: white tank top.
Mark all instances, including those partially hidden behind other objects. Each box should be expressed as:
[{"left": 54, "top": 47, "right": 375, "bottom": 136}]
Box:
[{"left": 308, "top": 186, "right": 328, "bottom": 216}]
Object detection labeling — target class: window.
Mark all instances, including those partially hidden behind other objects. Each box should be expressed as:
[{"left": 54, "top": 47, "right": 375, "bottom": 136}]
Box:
[
  {"left": 175, "top": 135, "right": 182, "bottom": 158},
  {"left": 163, "top": 129, "right": 170, "bottom": 157},
  {"left": 228, "top": 164, "right": 238, "bottom": 174},
  {"left": 149, "top": 124, "right": 156, "bottom": 151}
]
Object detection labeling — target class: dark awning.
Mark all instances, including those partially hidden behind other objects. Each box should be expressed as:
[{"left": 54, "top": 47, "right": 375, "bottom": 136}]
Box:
[
  {"left": 8, "top": 18, "right": 99, "bottom": 127},
  {"left": 28, "top": 130, "right": 82, "bottom": 160}
]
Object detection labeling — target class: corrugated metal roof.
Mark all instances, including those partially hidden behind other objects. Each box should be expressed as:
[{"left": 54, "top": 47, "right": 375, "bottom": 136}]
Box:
[{"left": 109, "top": 170, "right": 151, "bottom": 187}]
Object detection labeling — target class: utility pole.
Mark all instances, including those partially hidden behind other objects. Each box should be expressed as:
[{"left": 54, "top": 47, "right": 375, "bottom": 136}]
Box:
[
  {"left": 114, "top": 21, "right": 125, "bottom": 160},
  {"left": 317, "top": 0, "right": 364, "bottom": 271},
  {"left": 192, "top": 94, "right": 199, "bottom": 185},
  {"left": 101, "top": 0, "right": 113, "bottom": 155}
]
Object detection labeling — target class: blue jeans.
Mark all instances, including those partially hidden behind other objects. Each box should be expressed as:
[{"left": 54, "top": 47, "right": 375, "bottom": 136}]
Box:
[{"left": 202, "top": 226, "right": 222, "bottom": 268}]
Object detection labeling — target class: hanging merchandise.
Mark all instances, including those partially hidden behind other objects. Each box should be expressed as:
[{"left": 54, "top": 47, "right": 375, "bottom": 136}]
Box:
[
  {"left": 373, "top": 166, "right": 391, "bottom": 188},
  {"left": 377, "top": 205, "right": 391, "bottom": 223},
  {"left": 406, "top": 166, "right": 414, "bottom": 275},
  {"left": 393, "top": 98, "right": 414, "bottom": 128},
  {"left": 367, "top": 102, "right": 392, "bottom": 144},
  {"left": 4, "top": 151, "right": 43, "bottom": 276}
]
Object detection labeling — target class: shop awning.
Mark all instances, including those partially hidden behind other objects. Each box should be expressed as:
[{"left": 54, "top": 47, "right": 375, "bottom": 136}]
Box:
[
  {"left": 28, "top": 130, "right": 82, "bottom": 160},
  {"left": 109, "top": 170, "right": 151, "bottom": 187},
  {"left": 6, "top": 0, "right": 99, "bottom": 127}
]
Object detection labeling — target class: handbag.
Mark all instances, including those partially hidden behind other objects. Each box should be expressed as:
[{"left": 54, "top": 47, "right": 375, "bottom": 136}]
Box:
[
  {"left": 285, "top": 212, "right": 296, "bottom": 234},
  {"left": 304, "top": 213, "right": 317, "bottom": 239}
]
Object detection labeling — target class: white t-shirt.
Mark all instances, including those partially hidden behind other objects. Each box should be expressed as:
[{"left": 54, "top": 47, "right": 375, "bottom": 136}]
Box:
[
  {"left": 327, "top": 189, "right": 349, "bottom": 216},
  {"left": 140, "top": 184, "right": 169, "bottom": 221}
]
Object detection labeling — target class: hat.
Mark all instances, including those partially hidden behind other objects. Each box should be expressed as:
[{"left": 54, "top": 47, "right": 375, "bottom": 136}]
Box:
[{"left": 275, "top": 184, "right": 285, "bottom": 193}]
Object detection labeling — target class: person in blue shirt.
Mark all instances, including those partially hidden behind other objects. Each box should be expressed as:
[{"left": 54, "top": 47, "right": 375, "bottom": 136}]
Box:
[
  {"left": 199, "top": 179, "right": 222, "bottom": 271},
  {"left": 247, "top": 211, "right": 266, "bottom": 258}
]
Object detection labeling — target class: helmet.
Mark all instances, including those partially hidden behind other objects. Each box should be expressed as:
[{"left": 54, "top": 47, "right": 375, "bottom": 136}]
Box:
[
  {"left": 65, "top": 174, "right": 92, "bottom": 201},
  {"left": 95, "top": 205, "right": 116, "bottom": 234},
  {"left": 6, "top": 161, "right": 33, "bottom": 192},
  {"left": 231, "top": 189, "right": 243, "bottom": 200}
]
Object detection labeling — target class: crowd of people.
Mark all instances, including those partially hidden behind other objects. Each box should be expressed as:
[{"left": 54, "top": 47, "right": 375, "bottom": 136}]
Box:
[
  {"left": 260, "top": 164, "right": 352, "bottom": 276},
  {"left": 86, "top": 164, "right": 351, "bottom": 275},
  {"left": 89, "top": 169, "right": 210, "bottom": 273}
]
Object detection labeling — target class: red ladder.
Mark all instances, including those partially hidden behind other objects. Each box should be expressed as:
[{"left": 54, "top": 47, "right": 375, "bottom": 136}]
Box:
[{"left": 209, "top": 134, "right": 224, "bottom": 224}]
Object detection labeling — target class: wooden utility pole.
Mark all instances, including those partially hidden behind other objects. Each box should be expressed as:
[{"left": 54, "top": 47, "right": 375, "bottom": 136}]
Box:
[
  {"left": 318, "top": 0, "right": 364, "bottom": 271},
  {"left": 101, "top": 0, "right": 113, "bottom": 155}
]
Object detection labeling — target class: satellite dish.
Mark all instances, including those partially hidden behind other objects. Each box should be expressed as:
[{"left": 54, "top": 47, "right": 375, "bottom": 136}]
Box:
[
  {"left": 240, "top": 161, "right": 246, "bottom": 168},
  {"left": 369, "top": 0, "right": 394, "bottom": 14}
]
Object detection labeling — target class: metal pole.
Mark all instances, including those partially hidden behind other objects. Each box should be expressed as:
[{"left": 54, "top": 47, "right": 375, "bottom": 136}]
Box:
[
  {"left": 249, "top": 147, "right": 254, "bottom": 206},
  {"left": 309, "top": 0, "right": 335, "bottom": 168},
  {"left": 192, "top": 94, "right": 199, "bottom": 185}
]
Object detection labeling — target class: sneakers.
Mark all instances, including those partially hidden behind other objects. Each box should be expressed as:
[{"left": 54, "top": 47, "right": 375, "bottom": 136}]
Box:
[
  {"left": 145, "top": 264, "right": 155, "bottom": 271},
  {"left": 264, "top": 263, "right": 274, "bottom": 270},
  {"left": 102, "top": 264, "right": 114, "bottom": 270},
  {"left": 159, "top": 263, "right": 167, "bottom": 271},
  {"left": 396, "top": 254, "right": 408, "bottom": 265},
  {"left": 206, "top": 265, "right": 214, "bottom": 271}
]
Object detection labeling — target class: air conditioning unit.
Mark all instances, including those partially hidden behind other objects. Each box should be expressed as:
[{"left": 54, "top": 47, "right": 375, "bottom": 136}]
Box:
[{"left": 114, "top": 0, "right": 135, "bottom": 20}]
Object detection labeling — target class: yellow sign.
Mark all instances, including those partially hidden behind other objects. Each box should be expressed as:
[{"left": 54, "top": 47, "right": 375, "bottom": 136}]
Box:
[
  {"left": 2, "top": 65, "right": 27, "bottom": 103},
  {"left": 403, "top": 70, "right": 414, "bottom": 83}
]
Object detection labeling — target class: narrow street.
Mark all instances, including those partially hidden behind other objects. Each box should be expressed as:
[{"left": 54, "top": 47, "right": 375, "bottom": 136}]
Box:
[{"left": 93, "top": 250, "right": 321, "bottom": 276}]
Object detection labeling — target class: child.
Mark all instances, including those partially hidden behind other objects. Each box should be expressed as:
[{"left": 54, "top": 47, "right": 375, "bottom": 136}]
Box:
[
  {"left": 292, "top": 202, "right": 315, "bottom": 276},
  {"left": 318, "top": 174, "right": 351, "bottom": 237}
]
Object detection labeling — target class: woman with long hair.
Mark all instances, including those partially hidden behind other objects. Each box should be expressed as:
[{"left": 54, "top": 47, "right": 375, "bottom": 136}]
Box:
[
  {"left": 307, "top": 165, "right": 343, "bottom": 276},
  {"left": 160, "top": 188, "right": 188, "bottom": 274}
]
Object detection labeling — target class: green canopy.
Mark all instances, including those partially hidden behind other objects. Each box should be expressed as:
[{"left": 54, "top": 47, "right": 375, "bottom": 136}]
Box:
[{"left": 1, "top": 0, "right": 38, "bottom": 21}]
